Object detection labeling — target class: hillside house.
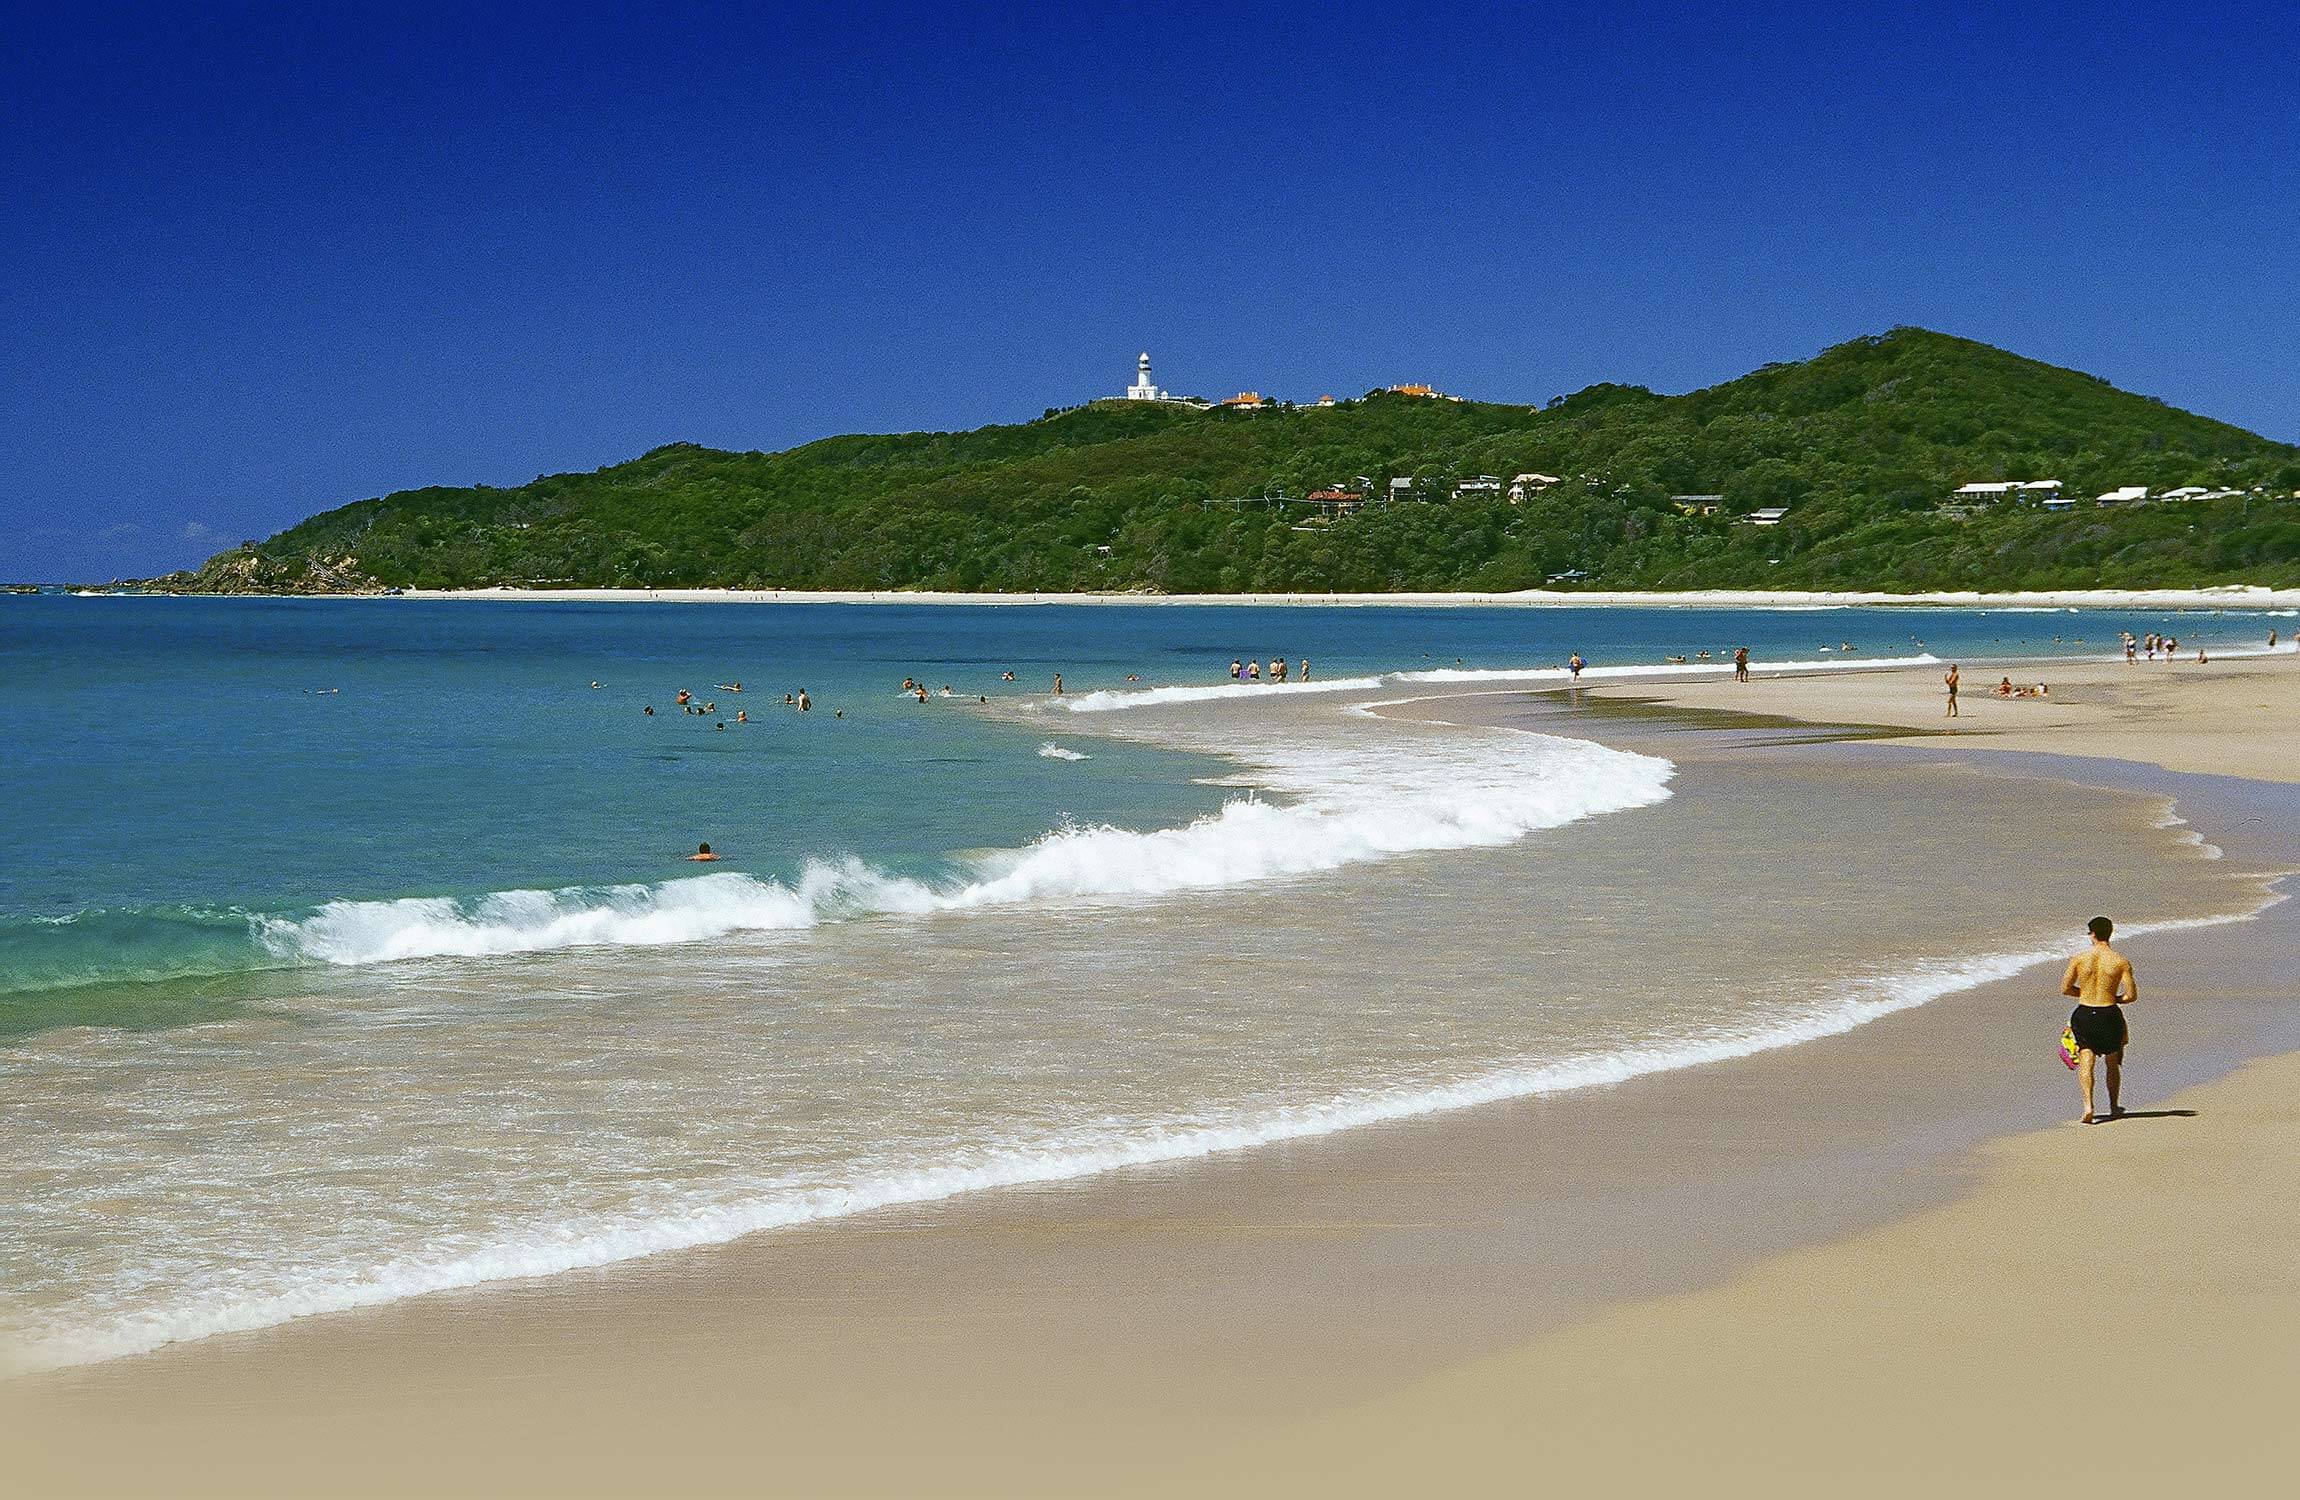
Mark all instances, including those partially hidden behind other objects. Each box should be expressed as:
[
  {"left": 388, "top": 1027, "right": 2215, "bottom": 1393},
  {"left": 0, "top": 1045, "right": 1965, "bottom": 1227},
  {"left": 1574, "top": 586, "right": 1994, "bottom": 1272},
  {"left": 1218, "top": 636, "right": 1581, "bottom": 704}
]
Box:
[
  {"left": 1304, "top": 488, "right": 1366, "bottom": 513},
  {"left": 1388, "top": 477, "right": 1416, "bottom": 501},
  {"left": 1671, "top": 494, "right": 1724, "bottom": 516},
  {"left": 1951, "top": 479, "right": 2060, "bottom": 506},
  {"left": 1453, "top": 475, "right": 1502, "bottom": 498},
  {"left": 2096, "top": 486, "right": 2149, "bottom": 506},
  {"left": 1743, "top": 507, "right": 1790, "bottom": 527},
  {"left": 1511, "top": 473, "right": 1562, "bottom": 501}
]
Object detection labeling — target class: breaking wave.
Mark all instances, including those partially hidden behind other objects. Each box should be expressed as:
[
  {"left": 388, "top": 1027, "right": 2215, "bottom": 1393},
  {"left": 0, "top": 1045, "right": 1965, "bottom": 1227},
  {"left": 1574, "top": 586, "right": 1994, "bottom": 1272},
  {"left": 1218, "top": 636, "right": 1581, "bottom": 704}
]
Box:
[{"left": 246, "top": 723, "right": 1674, "bottom": 968}]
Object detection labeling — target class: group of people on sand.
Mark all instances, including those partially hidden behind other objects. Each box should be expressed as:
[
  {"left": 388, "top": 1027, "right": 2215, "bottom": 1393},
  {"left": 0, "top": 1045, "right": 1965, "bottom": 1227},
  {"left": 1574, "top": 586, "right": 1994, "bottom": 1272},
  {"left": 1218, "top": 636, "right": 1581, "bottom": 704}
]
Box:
[
  {"left": 1943, "top": 663, "right": 2053, "bottom": 716},
  {"left": 1230, "top": 657, "right": 1309, "bottom": 684}
]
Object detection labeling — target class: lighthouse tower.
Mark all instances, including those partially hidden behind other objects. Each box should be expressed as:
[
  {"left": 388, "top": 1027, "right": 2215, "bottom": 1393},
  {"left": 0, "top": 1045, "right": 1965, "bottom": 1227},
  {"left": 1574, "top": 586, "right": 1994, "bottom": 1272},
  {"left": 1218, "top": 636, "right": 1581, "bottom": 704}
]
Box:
[{"left": 1125, "top": 351, "right": 1165, "bottom": 401}]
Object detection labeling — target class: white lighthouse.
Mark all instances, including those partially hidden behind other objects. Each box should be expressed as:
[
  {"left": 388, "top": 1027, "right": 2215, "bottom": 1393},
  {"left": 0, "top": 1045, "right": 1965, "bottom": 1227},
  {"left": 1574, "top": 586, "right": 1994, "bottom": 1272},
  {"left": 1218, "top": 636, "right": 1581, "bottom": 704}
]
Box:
[{"left": 1125, "top": 351, "right": 1165, "bottom": 401}]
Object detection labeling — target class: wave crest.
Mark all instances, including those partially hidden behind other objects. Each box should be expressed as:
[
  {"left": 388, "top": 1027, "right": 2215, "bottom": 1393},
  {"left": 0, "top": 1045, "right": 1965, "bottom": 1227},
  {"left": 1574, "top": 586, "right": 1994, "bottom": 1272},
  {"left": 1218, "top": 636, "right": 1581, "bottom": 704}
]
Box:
[{"left": 249, "top": 727, "right": 1674, "bottom": 968}]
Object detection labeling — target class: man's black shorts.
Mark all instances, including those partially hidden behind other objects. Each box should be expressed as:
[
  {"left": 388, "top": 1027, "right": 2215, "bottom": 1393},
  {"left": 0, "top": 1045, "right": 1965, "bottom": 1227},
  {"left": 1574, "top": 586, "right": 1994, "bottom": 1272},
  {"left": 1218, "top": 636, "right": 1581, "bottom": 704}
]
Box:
[{"left": 2069, "top": 1004, "right": 2127, "bottom": 1055}]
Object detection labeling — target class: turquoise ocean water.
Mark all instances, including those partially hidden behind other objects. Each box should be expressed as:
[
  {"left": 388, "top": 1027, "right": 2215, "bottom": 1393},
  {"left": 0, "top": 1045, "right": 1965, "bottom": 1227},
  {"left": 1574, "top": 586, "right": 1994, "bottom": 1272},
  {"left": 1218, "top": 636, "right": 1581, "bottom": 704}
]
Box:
[{"left": 0, "top": 595, "right": 2287, "bottom": 1371}]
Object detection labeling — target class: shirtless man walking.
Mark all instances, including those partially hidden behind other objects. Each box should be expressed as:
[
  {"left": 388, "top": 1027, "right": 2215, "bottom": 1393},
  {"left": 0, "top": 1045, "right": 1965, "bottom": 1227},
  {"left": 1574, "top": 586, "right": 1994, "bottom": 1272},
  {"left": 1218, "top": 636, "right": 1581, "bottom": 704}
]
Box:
[{"left": 2061, "top": 915, "right": 2137, "bottom": 1123}]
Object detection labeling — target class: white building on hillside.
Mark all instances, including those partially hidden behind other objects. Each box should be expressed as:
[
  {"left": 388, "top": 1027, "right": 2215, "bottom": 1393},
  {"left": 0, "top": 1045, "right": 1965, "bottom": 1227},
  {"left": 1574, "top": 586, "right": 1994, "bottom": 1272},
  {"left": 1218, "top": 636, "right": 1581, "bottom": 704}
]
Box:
[
  {"left": 1117, "top": 351, "right": 1209, "bottom": 407},
  {"left": 1952, "top": 479, "right": 2061, "bottom": 505},
  {"left": 1125, "top": 351, "right": 1165, "bottom": 401}
]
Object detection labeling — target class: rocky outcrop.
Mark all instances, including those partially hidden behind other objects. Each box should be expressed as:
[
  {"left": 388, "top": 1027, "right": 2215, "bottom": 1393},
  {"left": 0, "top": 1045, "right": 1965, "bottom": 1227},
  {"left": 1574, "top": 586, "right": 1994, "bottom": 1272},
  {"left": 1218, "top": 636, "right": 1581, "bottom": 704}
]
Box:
[{"left": 145, "top": 548, "right": 386, "bottom": 595}]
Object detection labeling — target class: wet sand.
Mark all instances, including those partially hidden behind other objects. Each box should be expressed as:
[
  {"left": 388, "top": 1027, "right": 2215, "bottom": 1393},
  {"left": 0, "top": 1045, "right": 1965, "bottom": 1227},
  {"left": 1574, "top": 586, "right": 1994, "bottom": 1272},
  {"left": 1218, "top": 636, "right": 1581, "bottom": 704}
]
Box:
[
  {"left": 6, "top": 660, "right": 2297, "bottom": 1496},
  {"left": 1171, "top": 1046, "right": 2300, "bottom": 1497}
]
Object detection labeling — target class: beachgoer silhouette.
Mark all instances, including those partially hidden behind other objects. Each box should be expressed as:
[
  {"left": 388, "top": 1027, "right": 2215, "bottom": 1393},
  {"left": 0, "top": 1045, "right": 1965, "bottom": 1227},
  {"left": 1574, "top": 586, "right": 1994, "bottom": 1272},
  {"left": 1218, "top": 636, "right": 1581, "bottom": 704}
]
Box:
[{"left": 2062, "top": 916, "right": 2136, "bottom": 1123}]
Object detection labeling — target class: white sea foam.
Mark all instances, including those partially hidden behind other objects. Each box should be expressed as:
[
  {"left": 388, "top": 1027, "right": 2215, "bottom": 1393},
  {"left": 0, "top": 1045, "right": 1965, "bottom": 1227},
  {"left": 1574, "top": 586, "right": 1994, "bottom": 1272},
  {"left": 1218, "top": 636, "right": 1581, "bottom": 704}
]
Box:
[
  {"left": 1037, "top": 742, "right": 1089, "bottom": 760},
  {"left": 255, "top": 716, "right": 1676, "bottom": 968},
  {"left": 1053, "top": 655, "right": 1941, "bottom": 709},
  {"left": 13, "top": 888, "right": 2277, "bottom": 1378},
  {"left": 1055, "top": 675, "right": 1385, "bottom": 713},
  {"left": 1393, "top": 651, "right": 1942, "bottom": 684}
]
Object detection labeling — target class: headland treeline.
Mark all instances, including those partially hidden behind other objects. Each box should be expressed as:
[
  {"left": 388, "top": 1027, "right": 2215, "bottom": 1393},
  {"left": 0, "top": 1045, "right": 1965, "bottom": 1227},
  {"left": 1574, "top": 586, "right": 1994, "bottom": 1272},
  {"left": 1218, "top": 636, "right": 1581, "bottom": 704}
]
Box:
[{"left": 155, "top": 328, "right": 2300, "bottom": 596}]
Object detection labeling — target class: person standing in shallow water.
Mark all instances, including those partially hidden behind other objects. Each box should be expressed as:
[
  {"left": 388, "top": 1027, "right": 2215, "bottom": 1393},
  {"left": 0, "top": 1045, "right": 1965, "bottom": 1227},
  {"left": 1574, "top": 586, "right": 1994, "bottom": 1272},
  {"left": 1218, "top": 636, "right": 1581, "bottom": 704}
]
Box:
[{"left": 2062, "top": 916, "right": 2136, "bottom": 1123}]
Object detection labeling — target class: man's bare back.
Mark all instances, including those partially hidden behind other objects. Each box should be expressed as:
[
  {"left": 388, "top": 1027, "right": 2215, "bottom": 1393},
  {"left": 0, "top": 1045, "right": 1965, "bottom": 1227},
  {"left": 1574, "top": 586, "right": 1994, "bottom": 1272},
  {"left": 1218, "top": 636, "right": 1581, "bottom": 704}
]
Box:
[
  {"left": 2062, "top": 943, "right": 2135, "bottom": 1009},
  {"left": 2060, "top": 917, "right": 2136, "bottom": 1123}
]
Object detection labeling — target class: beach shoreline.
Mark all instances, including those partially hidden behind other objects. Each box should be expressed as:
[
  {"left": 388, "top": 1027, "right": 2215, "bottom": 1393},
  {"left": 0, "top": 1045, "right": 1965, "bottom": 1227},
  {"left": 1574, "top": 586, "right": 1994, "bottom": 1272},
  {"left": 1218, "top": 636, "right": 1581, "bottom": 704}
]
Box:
[
  {"left": 7, "top": 653, "right": 2297, "bottom": 1495},
  {"left": 359, "top": 583, "right": 2300, "bottom": 609}
]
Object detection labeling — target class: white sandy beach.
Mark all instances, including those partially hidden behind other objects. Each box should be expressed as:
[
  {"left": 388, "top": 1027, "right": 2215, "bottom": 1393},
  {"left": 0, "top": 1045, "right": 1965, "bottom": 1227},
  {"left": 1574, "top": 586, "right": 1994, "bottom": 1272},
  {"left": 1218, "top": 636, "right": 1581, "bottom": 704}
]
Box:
[{"left": 392, "top": 583, "right": 2300, "bottom": 610}]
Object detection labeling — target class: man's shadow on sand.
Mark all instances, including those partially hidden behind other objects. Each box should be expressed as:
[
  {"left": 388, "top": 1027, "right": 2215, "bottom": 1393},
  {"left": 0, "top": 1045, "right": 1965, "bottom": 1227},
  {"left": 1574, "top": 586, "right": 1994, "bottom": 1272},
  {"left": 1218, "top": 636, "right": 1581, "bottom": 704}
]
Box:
[{"left": 2103, "top": 1108, "right": 2198, "bottom": 1122}]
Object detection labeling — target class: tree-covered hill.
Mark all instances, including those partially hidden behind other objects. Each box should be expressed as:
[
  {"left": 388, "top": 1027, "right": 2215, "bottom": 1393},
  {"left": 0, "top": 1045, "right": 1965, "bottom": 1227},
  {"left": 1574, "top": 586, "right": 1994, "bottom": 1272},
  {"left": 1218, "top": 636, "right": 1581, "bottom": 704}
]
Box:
[{"left": 161, "top": 329, "right": 2300, "bottom": 594}]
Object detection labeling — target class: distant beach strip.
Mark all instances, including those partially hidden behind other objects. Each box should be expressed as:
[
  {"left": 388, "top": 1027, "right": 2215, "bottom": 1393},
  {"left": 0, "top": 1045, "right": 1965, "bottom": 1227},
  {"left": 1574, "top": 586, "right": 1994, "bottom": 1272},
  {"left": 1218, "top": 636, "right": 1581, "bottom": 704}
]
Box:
[{"left": 392, "top": 584, "right": 2300, "bottom": 609}]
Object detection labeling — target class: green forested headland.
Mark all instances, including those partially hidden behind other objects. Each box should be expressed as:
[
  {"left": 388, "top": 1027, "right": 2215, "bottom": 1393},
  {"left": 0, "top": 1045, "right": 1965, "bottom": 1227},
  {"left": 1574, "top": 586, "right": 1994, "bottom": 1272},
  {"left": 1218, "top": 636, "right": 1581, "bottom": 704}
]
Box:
[{"left": 163, "top": 328, "right": 2300, "bottom": 594}]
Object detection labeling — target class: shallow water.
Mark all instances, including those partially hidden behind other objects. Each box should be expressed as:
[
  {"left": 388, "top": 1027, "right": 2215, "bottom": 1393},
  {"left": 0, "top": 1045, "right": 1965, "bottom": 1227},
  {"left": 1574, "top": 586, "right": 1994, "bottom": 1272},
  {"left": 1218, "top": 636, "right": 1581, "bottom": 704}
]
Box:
[{"left": 0, "top": 597, "right": 2283, "bottom": 1371}]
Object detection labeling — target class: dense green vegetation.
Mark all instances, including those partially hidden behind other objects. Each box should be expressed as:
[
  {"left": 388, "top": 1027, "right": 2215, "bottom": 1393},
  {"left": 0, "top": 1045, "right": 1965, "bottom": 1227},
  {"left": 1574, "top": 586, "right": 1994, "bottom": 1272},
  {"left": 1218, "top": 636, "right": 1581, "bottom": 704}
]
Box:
[{"left": 172, "top": 329, "right": 2300, "bottom": 593}]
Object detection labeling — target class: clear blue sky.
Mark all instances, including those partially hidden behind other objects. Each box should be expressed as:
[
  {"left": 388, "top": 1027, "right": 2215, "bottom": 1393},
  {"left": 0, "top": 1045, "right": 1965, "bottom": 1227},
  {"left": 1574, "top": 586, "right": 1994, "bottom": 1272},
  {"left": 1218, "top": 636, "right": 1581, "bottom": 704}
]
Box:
[{"left": 5, "top": 1, "right": 2295, "bottom": 580}]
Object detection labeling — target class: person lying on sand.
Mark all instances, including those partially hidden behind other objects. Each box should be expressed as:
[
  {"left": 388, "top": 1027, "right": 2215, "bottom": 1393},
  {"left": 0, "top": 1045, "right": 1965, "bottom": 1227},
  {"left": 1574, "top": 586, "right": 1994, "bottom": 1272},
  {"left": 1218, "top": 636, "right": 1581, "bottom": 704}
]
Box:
[{"left": 2062, "top": 916, "right": 2136, "bottom": 1124}]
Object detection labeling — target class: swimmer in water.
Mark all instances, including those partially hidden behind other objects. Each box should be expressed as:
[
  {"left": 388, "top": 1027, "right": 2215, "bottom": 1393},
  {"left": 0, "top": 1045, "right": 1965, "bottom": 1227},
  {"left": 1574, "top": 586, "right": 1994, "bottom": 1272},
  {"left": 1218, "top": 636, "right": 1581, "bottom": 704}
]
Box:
[
  {"left": 643, "top": 706, "right": 654, "bottom": 715},
  {"left": 736, "top": 709, "right": 748, "bottom": 723},
  {"left": 797, "top": 690, "right": 810, "bottom": 712},
  {"left": 687, "top": 843, "right": 719, "bottom": 862},
  {"left": 1052, "top": 673, "right": 1063, "bottom": 695},
  {"left": 677, "top": 689, "right": 692, "bottom": 706}
]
